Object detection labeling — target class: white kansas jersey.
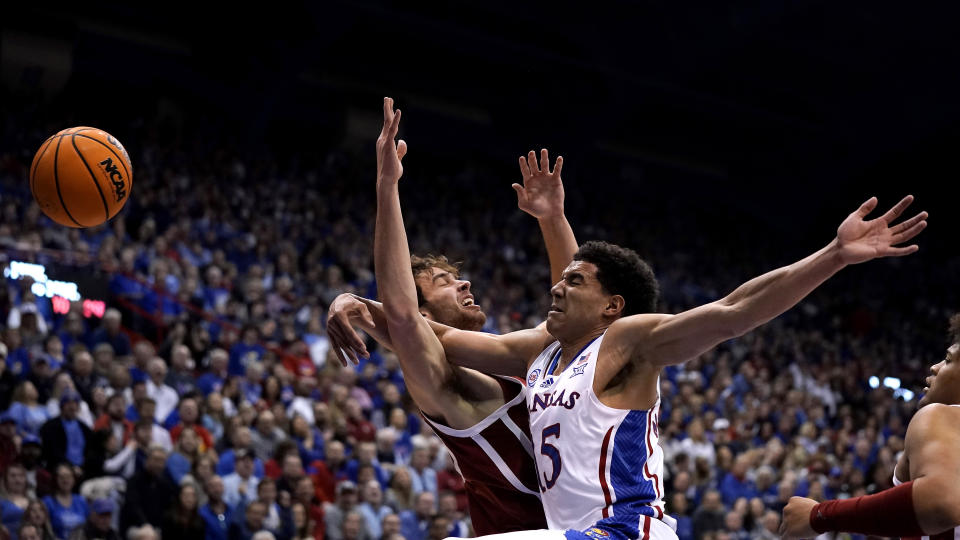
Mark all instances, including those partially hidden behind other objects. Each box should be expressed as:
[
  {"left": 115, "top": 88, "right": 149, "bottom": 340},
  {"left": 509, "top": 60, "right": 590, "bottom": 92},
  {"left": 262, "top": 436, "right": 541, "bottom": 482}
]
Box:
[{"left": 525, "top": 332, "right": 677, "bottom": 538}]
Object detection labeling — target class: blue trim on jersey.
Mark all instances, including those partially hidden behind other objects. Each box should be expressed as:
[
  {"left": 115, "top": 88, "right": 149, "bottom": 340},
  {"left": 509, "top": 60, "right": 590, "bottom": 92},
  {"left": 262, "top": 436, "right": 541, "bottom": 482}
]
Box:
[
  {"left": 547, "top": 336, "right": 602, "bottom": 376},
  {"left": 595, "top": 409, "right": 660, "bottom": 538},
  {"left": 564, "top": 526, "right": 629, "bottom": 540}
]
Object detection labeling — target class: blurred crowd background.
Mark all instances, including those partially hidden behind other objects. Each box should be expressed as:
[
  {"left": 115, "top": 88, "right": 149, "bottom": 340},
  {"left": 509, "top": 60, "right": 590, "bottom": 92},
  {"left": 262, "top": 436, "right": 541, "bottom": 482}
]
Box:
[{"left": 3, "top": 3, "right": 960, "bottom": 540}]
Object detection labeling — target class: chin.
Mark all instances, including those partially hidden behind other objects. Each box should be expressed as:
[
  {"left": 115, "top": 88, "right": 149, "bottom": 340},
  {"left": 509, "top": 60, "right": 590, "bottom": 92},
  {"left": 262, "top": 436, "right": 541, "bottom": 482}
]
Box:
[{"left": 463, "top": 310, "right": 487, "bottom": 331}]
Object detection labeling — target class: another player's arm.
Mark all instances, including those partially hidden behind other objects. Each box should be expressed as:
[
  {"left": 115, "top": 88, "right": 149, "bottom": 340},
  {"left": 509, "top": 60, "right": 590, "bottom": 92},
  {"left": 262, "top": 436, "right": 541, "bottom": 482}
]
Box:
[
  {"left": 326, "top": 294, "right": 392, "bottom": 365},
  {"left": 426, "top": 321, "right": 554, "bottom": 378},
  {"left": 514, "top": 149, "right": 578, "bottom": 285},
  {"left": 604, "top": 196, "right": 927, "bottom": 373},
  {"left": 779, "top": 404, "right": 960, "bottom": 538},
  {"left": 373, "top": 98, "right": 461, "bottom": 417}
]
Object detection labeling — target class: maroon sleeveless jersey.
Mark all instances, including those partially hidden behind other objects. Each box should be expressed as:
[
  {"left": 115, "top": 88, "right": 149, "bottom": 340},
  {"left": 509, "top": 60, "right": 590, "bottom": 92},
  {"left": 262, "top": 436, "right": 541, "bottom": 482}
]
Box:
[{"left": 422, "top": 376, "right": 547, "bottom": 535}]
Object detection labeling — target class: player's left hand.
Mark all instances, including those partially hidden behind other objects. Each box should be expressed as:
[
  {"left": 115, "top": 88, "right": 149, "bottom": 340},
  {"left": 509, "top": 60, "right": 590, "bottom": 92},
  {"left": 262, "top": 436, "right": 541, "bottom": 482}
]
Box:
[
  {"left": 514, "top": 148, "right": 564, "bottom": 219},
  {"left": 835, "top": 195, "right": 927, "bottom": 265},
  {"left": 779, "top": 496, "right": 819, "bottom": 539},
  {"left": 326, "top": 293, "right": 374, "bottom": 366},
  {"left": 377, "top": 97, "right": 407, "bottom": 185}
]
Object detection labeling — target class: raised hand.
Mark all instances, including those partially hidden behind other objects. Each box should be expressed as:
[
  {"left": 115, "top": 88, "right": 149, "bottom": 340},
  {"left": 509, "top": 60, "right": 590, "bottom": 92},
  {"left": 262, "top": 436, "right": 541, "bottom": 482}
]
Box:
[
  {"left": 779, "top": 496, "right": 819, "bottom": 539},
  {"left": 836, "top": 195, "right": 927, "bottom": 265},
  {"left": 514, "top": 148, "right": 565, "bottom": 219},
  {"left": 376, "top": 97, "right": 407, "bottom": 185},
  {"left": 326, "top": 294, "right": 375, "bottom": 366}
]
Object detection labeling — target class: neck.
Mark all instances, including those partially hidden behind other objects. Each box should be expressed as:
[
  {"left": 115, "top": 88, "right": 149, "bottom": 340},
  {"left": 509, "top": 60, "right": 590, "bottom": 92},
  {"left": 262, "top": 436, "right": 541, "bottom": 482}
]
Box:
[{"left": 556, "top": 327, "right": 606, "bottom": 373}]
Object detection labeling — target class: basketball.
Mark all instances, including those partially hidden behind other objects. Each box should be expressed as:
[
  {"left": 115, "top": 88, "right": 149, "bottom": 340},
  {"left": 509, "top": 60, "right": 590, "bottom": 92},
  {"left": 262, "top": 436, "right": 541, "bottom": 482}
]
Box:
[{"left": 30, "top": 126, "right": 133, "bottom": 228}]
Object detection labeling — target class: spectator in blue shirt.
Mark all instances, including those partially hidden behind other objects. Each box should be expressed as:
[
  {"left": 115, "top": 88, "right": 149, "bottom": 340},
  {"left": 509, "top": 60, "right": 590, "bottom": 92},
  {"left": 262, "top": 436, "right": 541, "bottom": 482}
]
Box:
[
  {"left": 87, "top": 309, "right": 131, "bottom": 357},
  {"left": 197, "top": 350, "right": 229, "bottom": 397},
  {"left": 39, "top": 391, "right": 91, "bottom": 469},
  {"left": 199, "top": 476, "right": 233, "bottom": 540},
  {"left": 5, "top": 381, "right": 51, "bottom": 436},
  {"left": 228, "top": 327, "right": 265, "bottom": 377},
  {"left": 718, "top": 455, "right": 757, "bottom": 508},
  {"left": 399, "top": 492, "right": 434, "bottom": 540},
  {"left": 669, "top": 493, "right": 694, "bottom": 540},
  {"left": 43, "top": 464, "right": 89, "bottom": 540}
]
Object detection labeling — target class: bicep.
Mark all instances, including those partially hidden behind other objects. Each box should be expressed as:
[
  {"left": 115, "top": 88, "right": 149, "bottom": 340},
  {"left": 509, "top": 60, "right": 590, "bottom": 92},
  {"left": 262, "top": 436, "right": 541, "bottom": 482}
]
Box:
[
  {"left": 907, "top": 409, "right": 960, "bottom": 482},
  {"left": 615, "top": 304, "right": 738, "bottom": 367}
]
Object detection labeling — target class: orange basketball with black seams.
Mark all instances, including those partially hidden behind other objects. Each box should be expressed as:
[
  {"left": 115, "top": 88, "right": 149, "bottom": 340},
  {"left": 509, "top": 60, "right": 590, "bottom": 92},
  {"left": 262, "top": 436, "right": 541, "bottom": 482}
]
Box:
[{"left": 30, "top": 126, "right": 133, "bottom": 228}]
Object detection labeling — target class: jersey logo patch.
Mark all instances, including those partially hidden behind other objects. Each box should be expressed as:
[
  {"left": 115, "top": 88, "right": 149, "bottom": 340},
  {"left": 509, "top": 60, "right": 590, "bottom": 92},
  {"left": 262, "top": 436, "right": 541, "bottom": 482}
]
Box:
[
  {"left": 527, "top": 369, "right": 541, "bottom": 388},
  {"left": 585, "top": 528, "right": 609, "bottom": 538},
  {"left": 539, "top": 377, "right": 555, "bottom": 388},
  {"left": 571, "top": 364, "right": 586, "bottom": 377},
  {"left": 576, "top": 352, "right": 591, "bottom": 365}
]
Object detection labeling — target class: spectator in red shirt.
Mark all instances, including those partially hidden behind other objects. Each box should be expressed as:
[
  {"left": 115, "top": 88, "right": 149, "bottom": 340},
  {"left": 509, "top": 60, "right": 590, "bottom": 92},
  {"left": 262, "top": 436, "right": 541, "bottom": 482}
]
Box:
[
  {"left": 344, "top": 400, "right": 374, "bottom": 444},
  {"left": 169, "top": 397, "right": 214, "bottom": 450},
  {"left": 294, "top": 476, "right": 324, "bottom": 540},
  {"left": 94, "top": 394, "right": 134, "bottom": 445}
]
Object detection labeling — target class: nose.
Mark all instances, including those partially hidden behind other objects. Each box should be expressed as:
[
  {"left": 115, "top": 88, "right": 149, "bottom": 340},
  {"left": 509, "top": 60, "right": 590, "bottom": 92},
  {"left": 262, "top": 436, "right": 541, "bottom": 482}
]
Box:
[
  {"left": 457, "top": 280, "right": 471, "bottom": 292},
  {"left": 550, "top": 280, "right": 563, "bottom": 297},
  {"left": 931, "top": 361, "right": 944, "bottom": 375}
]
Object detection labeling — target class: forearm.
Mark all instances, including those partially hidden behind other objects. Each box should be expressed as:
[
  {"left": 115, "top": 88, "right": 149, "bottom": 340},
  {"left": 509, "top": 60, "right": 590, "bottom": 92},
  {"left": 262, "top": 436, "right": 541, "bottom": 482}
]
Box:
[
  {"left": 104, "top": 444, "right": 136, "bottom": 473},
  {"left": 426, "top": 320, "right": 542, "bottom": 377},
  {"left": 810, "top": 479, "right": 959, "bottom": 536},
  {"left": 537, "top": 214, "right": 578, "bottom": 285},
  {"left": 374, "top": 182, "right": 420, "bottom": 322},
  {"left": 720, "top": 239, "right": 846, "bottom": 336}
]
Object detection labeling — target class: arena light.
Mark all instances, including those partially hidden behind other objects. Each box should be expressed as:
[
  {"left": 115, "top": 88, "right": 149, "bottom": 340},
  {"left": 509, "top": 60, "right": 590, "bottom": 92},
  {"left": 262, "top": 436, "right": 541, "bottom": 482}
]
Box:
[{"left": 4, "top": 260, "right": 81, "bottom": 301}]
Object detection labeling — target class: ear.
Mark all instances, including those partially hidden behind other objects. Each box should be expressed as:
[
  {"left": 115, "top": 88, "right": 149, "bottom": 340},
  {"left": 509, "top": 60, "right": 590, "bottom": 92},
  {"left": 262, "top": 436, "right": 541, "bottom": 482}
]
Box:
[
  {"left": 604, "top": 295, "right": 625, "bottom": 318},
  {"left": 419, "top": 308, "right": 434, "bottom": 321}
]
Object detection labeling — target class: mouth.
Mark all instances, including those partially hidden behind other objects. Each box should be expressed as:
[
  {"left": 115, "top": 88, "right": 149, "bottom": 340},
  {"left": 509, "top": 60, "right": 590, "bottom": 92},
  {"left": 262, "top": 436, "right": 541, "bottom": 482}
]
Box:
[
  {"left": 460, "top": 296, "right": 481, "bottom": 310},
  {"left": 548, "top": 305, "right": 563, "bottom": 314}
]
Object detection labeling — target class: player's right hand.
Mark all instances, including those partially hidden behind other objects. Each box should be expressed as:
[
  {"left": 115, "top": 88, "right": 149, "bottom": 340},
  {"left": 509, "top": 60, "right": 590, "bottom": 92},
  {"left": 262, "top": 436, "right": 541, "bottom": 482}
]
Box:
[
  {"left": 779, "top": 496, "right": 819, "bottom": 539},
  {"left": 377, "top": 97, "right": 407, "bottom": 185},
  {"left": 326, "top": 293, "right": 374, "bottom": 366},
  {"left": 514, "top": 148, "right": 564, "bottom": 219}
]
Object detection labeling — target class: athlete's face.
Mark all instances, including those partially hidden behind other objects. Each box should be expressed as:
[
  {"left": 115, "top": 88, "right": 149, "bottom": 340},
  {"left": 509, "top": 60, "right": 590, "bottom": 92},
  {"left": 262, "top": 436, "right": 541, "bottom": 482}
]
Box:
[
  {"left": 547, "top": 261, "right": 621, "bottom": 341},
  {"left": 416, "top": 267, "right": 486, "bottom": 331},
  {"left": 919, "top": 343, "right": 960, "bottom": 407}
]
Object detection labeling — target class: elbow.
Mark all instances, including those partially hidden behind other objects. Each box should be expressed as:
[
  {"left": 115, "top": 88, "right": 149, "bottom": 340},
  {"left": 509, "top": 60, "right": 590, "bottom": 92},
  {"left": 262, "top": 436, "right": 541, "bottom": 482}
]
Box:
[
  {"left": 929, "top": 492, "right": 960, "bottom": 532},
  {"left": 917, "top": 480, "right": 960, "bottom": 533}
]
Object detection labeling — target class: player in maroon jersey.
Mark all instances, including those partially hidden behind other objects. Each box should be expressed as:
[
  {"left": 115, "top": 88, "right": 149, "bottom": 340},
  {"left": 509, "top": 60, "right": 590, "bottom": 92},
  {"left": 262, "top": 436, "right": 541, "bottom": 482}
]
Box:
[
  {"left": 325, "top": 98, "right": 578, "bottom": 534},
  {"left": 781, "top": 314, "right": 960, "bottom": 539}
]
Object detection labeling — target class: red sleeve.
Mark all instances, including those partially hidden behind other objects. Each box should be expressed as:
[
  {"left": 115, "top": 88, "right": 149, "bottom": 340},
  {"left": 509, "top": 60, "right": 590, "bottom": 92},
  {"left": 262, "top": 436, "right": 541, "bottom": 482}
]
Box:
[{"left": 811, "top": 481, "right": 926, "bottom": 537}]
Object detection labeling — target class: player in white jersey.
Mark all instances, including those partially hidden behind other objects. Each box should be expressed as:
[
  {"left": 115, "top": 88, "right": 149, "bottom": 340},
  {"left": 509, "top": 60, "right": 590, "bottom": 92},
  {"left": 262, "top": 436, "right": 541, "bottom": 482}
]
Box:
[
  {"left": 426, "top": 195, "right": 926, "bottom": 540},
  {"left": 781, "top": 314, "right": 960, "bottom": 540}
]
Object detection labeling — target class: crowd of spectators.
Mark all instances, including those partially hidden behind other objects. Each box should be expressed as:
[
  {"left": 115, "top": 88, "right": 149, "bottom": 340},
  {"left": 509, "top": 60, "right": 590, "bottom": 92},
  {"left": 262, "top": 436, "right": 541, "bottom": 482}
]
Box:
[{"left": 1, "top": 92, "right": 958, "bottom": 540}]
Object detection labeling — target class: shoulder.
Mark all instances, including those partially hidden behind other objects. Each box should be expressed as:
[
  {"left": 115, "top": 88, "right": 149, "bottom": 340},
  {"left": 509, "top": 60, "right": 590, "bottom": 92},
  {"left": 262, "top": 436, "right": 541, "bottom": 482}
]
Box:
[
  {"left": 907, "top": 403, "right": 960, "bottom": 438},
  {"left": 605, "top": 313, "right": 671, "bottom": 342}
]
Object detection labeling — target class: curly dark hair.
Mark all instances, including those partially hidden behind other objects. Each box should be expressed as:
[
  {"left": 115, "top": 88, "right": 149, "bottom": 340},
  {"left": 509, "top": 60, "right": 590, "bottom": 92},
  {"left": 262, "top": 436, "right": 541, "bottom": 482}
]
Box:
[
  {"left": 573, "top": 241, "right": 658, "bottom": 317},
  {"left": 410, "top": 254, "right": 461, "bottom": 307},
  {"left": 950, "top": 313, "right": 960, "bottom": 345}
]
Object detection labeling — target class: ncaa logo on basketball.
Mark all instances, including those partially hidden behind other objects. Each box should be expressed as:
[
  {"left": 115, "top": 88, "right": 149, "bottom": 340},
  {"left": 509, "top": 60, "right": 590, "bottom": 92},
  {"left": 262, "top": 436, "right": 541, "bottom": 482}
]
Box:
[
  {"left": 98, "top": 157, "right": 127, "bottom": 202},
  {"left": 527, "top": 369, "right": 541, "bottom": 388}
]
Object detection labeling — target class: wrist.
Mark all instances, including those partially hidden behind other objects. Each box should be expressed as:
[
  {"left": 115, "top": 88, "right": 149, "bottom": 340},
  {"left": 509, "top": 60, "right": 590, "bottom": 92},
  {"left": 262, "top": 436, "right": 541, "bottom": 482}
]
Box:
[
  {"left": 536, "top": 212, "right": 566, "bottom": 224},
  {"left": 824, "top": 238, "right": 848, "bottom": 269}
]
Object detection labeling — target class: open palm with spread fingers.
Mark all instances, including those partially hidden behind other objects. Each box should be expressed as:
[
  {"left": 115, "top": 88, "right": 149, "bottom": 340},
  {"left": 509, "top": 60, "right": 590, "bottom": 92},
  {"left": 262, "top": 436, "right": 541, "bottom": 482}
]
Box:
[
  {"left": 513, "top": 148, "right": 564, "bottom": 219},
  {"left": 836, "top": 195, "right": 928, "bottom": 265}
]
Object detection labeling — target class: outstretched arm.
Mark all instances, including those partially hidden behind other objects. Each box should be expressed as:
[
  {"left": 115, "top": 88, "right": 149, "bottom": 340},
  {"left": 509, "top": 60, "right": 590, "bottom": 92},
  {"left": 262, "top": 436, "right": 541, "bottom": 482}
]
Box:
[
  {"left": 372, "top": 98, "right": 467, "bottom": 420},
  {"left": 780, "top": 404, "right": 960, "bottom": 538},
  {"left": 605, "top": 196, "right": 927, "bottom": 372},
  {"left": 514, "top": 149, "right": 578, "bottom": 286}
]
